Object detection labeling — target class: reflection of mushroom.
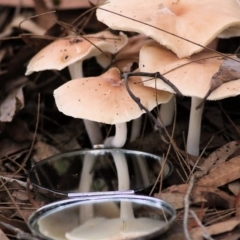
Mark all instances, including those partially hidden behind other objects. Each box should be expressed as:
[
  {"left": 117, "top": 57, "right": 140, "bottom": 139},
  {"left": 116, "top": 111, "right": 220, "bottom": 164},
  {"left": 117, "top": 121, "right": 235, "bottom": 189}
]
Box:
[
  {"left": 66, "top": 215, "right": 165, "bottom": 240},
  {"left": 54, "top": 67, "right": 172, "bottom": 148},
  {"left": 66, "top": 151, "right": 165, "bottom": 240},
  {"left": 78, "top": 153, "right": 95, "bottom": 224},
  {"left": 26, "top": 31, "right": 128, "bottom": 145},
  {"left": 38, "top": 207, "right": 79, "bottom": 240},
  {"left": 139, "top": 41, "right": 240, "bottom": 155},
  {"left": 97, "top": 0, "right": 240, "bottom": 58}
]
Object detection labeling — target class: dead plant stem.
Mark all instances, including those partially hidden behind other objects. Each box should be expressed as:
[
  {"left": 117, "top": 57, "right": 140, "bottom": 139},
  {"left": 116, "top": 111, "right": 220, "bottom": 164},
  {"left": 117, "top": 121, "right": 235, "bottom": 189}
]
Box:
[
  {"left": 183, "top": 175, "right": 195, "bottom": 240},
  {"left": 190, "top": 210, "right": 214, "bottom": 240}
]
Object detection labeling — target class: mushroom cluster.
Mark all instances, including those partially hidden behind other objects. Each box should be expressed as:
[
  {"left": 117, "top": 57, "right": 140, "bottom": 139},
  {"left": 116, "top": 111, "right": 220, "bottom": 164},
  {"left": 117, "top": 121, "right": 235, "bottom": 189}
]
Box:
[
  {"left": 26, "top": 1, "right": 240, "bottom": 154},
  {"left": 97, "top": 0, "right": 240, "bottom": 156},
  {"left": 26, "top": 29, "right": 172, "bottom": 148}
]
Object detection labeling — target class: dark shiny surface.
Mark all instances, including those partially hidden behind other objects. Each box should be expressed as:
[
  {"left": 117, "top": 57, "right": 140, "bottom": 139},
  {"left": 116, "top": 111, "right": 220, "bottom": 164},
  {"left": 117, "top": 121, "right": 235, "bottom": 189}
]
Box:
[{"left": 29, "top": 149, "right": 172, "bottom": 198}]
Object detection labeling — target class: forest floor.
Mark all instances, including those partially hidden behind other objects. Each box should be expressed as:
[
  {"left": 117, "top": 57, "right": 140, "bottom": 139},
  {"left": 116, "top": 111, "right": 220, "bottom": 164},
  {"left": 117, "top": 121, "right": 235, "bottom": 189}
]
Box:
[{"left": 0, "top": 1, "right": 240, "bottom": 240}]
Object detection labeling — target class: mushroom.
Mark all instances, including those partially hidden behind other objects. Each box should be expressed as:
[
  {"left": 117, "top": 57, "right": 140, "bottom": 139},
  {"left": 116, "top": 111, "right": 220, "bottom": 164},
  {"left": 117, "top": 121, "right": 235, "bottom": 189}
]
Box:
[
  {"left": 139, "top": 40, "right": 240, "bottom": 156},
  {"left": 97, "top": 0, "right": 240, "bottom": 58},
  {"left": 54, "top": 67, "right": 172, "bottom": 148},
  {"left": 25, "top": 30, "right": 128, "bottom": 76},
  {"left": 66, "top": 151, "right": 166, "bottom": 240},
  {"left": 26, "top": 30, "right": 128, "bottom": 145}
]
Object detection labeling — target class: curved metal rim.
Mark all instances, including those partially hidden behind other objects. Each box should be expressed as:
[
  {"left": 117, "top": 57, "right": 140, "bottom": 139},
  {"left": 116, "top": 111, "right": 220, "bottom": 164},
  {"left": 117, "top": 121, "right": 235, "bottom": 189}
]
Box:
[
  {"left": 28, "top": 194, "right": 176, "bottom": 240},
  {"left": 29, "top": 148, "right": 173, "bottom": 196}
]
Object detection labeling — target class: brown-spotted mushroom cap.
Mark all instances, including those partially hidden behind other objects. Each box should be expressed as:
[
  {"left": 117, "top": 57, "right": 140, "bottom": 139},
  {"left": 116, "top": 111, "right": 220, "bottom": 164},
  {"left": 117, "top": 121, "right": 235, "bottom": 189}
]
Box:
[
  {"left": 97, "top": 0, "right": 240, "bottom": 58},
  {"left": 25, "top": 31, "right": 128, "bottom": 75},
  {"left": 53, "top": 67, "right": 172, "bottom": 124}
]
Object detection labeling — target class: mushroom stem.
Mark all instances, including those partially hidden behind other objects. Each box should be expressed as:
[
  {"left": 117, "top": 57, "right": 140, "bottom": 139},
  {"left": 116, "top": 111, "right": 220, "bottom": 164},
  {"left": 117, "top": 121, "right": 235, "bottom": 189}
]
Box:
[
  {"left": 68, "top": 62, "right": 103, "bottom": 145},
  {"left": 129, "top": 117, "right": 142, "bottom": 142},
  {"left": 84, "top": 120, "right": 103, "bottom": 146},
  {"left": 111, "top": 151, "right": 134, "bottom": 219},
  {"left": 186, "top": 97, "right": 204, "bottom": 156},
  {"left": 68, "top": 62, "right": 84, "bottom": 80},
  {"left": 158, "top": 96, "right": 175, "bottom": 127},
  {"left": 104, "top": 123, "right": 127, "bottom": 148}
]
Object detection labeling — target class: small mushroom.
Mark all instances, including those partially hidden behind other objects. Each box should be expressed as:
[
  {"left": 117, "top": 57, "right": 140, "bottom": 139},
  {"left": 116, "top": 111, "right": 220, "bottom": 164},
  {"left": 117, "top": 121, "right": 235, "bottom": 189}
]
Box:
[
  {"left": 26, "top": 30, "right": 128, "bottom": 146},
  {"left": 54, "top": 67, "right": 172, "bottom": 147},
  {"left": 139, "top": 40, "right": 240, "bottom": 156},
  {"left": 97, "top": 0, "right": 240, "bottom": 58}
]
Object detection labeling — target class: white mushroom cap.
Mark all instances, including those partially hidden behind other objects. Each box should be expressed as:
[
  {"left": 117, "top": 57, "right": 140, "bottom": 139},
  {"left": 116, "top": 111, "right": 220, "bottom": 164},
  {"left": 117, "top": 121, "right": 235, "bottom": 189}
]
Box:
[
  {"left": 25, "top": 31, "right": 128, "bottom": 75},
  {"left": 54, "top": 67, "right": 172, "bottom": 124},
  {"left": 139, "top": 41, "right": 240, "bottom": 100},
  {"left": 97, "top": 0, "right": 240, "bottom": 58}
]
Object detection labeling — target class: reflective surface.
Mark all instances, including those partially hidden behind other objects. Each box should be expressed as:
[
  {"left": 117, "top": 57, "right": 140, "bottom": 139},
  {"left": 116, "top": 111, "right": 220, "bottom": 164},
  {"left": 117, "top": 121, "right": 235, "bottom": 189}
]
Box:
[
  {"left": 29, "top": 149, "right": 172, "bottom": 198},
  {"left": 28, "top": 195, "right": 176, "bottom": 240}
]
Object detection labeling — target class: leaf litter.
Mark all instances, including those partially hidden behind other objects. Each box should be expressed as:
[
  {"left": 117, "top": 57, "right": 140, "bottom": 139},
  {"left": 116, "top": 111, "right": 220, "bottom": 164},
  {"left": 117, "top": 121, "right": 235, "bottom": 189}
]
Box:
[{"left": 1, "top": 1, "right": 240, "bottom": 240}]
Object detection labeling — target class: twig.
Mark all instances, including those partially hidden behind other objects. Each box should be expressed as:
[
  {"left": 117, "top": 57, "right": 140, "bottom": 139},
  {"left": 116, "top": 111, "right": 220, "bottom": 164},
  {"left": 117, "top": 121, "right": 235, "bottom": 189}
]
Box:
[
  {"left": 0, "top": 176, "right": 29, "bottom": 189},
  {"left": 183, "top": 175, "right": 195, "bottom": 240},
  {"left": 0, "top": 221, "right": 42, "bottom": 240},
  {"left": 190, "top": 210, "right": 214, "bottom": 240},
  {"left": 123, "top": 72, "right": 183, "bottom": 96},
  {"left": 123, "top": 72, "right": 161, "bottom": 130}
]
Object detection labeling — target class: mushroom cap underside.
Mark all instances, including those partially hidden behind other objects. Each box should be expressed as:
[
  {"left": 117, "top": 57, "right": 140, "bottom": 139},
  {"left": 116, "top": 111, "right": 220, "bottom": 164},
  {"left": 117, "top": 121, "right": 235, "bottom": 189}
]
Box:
[{"left": 97, "top": 0, "right": 240, "bottom": 58}]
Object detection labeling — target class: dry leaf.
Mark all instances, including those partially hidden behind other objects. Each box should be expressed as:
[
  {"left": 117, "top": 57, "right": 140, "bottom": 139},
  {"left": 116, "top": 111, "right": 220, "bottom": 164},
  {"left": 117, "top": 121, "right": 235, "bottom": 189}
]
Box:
[
  {"left": 0, "top": 87, "right": 24, "bottom": 122},
  {"left": 12, "top": 190, "right": 28, "bottom": 201},
  {"left": 197, "top": 156, "right": 240, "bottom": 187},
  {"left": 211, "top": 57, "right": 240, "bottom": 90},
  {"left": 235, "top": 193, "right": 240, "bottom": 217},
  {"left": 155, "top": 184, "right": 235, "bottom": 209},
  {"left": 155, "top": 191, "right": 205, "bottom": 209},
  {"left": 228, "top": 180, "right": 240, "bottom": 196},
  {"left": 194, "top": 141, "right": 240, "bottom": 179},
  {"left": 198, "top": 56, "right": 240, "bottom": 108},
  {"left": 0, "top": 229, "right": 9, "bottom": 240},
  {"left": 33, "top": 141, "right": 60, "bottom": 163},
  {"left": 190, "top": 216, "right": 240, "bottom": 240}
]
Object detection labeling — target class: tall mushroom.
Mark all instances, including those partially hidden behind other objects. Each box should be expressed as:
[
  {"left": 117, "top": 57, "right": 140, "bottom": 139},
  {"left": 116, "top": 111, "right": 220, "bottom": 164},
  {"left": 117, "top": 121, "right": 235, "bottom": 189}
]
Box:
[
  {"left": 54, "top": 67, "right": 173, "bottom": 147},
  {"left": 66, "top": 151, "right": 165, "bottom": 240},
  {"left": 26, "top": 30, "right": 128, "bottom": 145},
  {"left": 139, "top": 40, "right": 240, "bottom": 155}
]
